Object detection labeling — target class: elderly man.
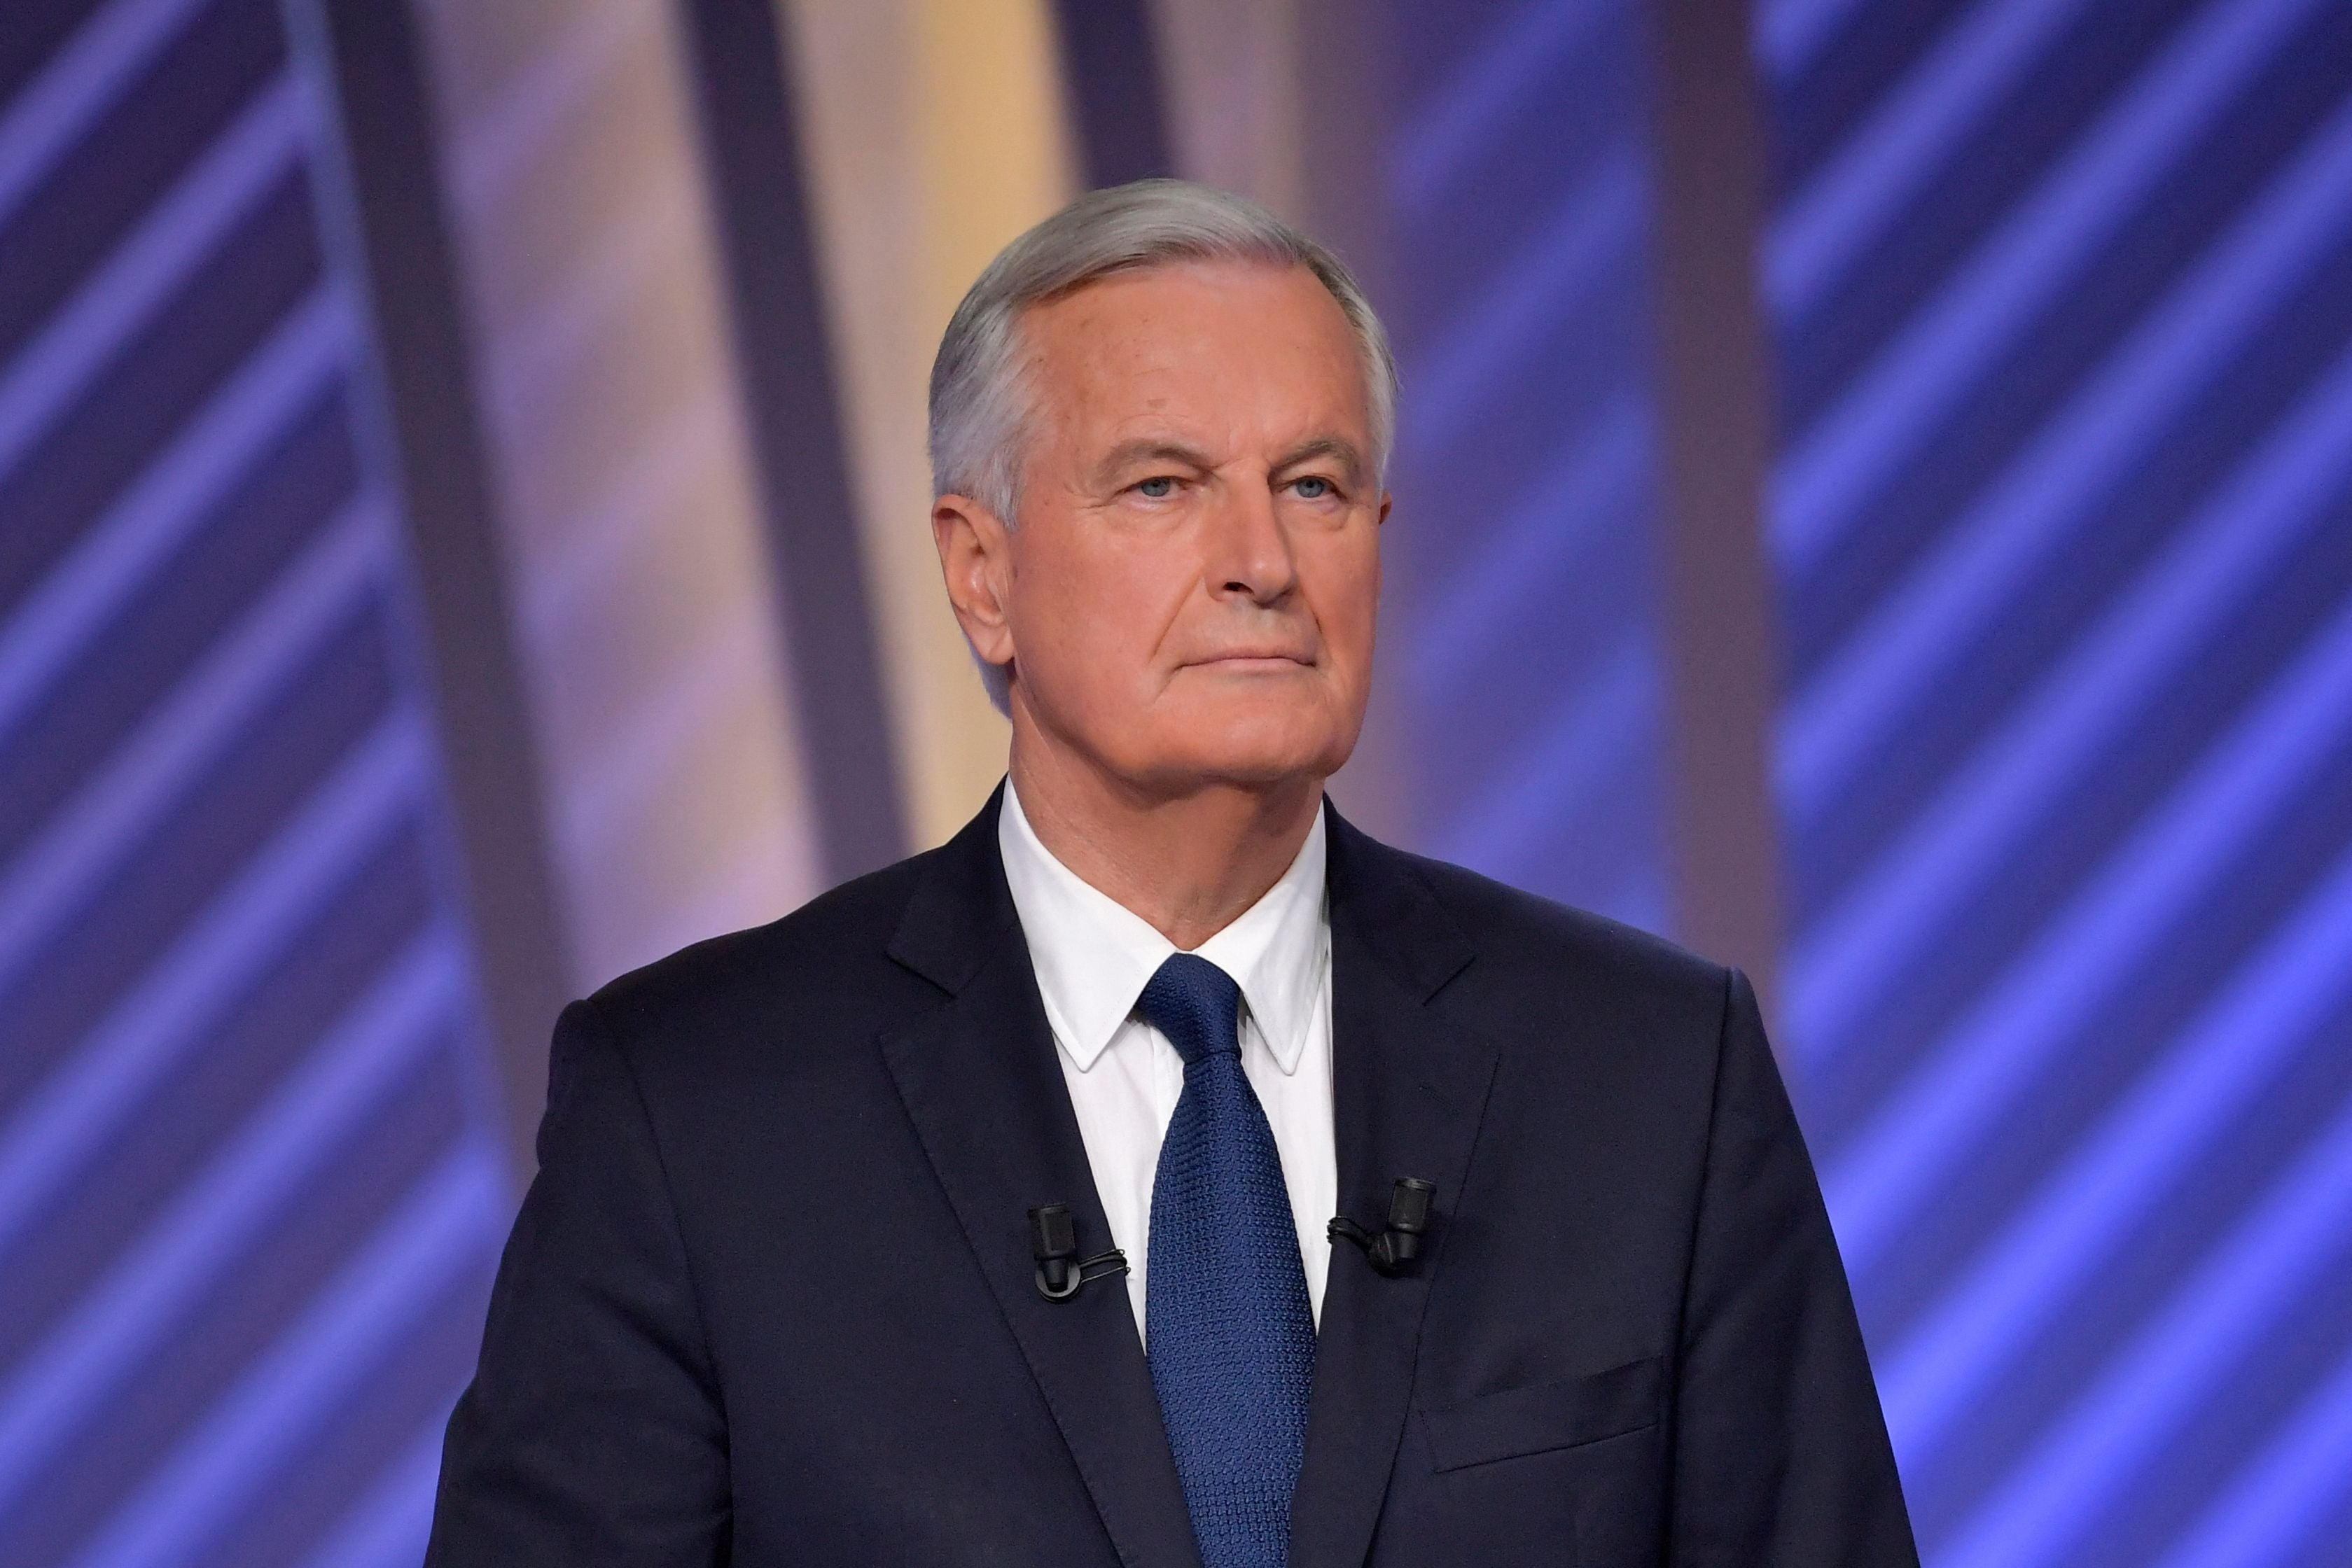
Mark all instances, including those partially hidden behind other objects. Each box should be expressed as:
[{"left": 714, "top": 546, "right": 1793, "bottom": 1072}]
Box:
[{"left": 427, "top": 180, "right": 1916, "bottom": 1567}]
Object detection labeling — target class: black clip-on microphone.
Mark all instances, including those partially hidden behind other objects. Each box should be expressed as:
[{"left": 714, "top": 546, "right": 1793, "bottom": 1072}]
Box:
[
  {"left": 1029, "top": 1203, "right": 1130, "bottom": 1301},
  {"left": 1328, "top": 1177, "right": 1436, "bottom": 1276}
]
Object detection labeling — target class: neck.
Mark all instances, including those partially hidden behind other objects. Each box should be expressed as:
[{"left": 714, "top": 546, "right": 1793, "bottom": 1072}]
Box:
[{"left": 1008, "top": 734, "right": 1323, "bottom": 952}]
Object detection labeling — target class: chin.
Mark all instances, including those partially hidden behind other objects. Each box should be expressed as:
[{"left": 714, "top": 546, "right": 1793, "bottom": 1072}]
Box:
[{"left": 1154, "top": 692, "right": 1354, "bottom": 787}]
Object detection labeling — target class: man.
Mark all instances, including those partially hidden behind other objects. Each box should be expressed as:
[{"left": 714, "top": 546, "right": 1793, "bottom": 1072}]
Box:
[{"left": 427, "top": 179, "right": 1916, "bottom": 1566}]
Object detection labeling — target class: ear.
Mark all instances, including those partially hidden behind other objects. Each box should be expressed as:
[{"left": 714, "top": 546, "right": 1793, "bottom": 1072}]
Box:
[{"left": 932, "top": 492, "right": 1017, "bottom": 675}]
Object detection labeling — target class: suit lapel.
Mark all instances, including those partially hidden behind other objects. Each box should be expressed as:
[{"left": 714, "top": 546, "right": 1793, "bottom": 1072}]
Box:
[
  {"left": 879, "top": 790, "right": 1202, "bottom": 1568},
  {"left": 1290, "top": 806, "right": 1498, "bottom": 1568}
]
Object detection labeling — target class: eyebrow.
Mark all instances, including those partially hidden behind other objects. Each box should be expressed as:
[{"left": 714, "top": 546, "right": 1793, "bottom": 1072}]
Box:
[
  {"left": 1087, "top": 434, "right": 1371, "bottom": 491},
  {"left": 1271, "top": 436, "right": 1369, "bottom": 489},
  {"left": 1088, "top": 438, "right": 1217, "bottom": 489}
]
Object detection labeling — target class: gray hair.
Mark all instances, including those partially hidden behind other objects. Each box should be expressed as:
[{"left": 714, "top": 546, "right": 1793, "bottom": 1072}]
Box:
[{"left": 928, "top": 179, "right": 1399, "bottom": 712}]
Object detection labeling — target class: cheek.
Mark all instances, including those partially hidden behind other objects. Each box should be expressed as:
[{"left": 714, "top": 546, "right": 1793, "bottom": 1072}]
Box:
[
  {"left": 1308, "top": 536, "right": 1382, "bottom": 668},
  {"left": 1015, "top": 535, "right": 1187, "bottom": 693}
]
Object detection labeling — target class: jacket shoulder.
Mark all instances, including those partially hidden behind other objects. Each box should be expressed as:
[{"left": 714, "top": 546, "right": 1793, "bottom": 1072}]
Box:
[{"left": 575, "top": 845, "right": 945, "bottom": 1052}]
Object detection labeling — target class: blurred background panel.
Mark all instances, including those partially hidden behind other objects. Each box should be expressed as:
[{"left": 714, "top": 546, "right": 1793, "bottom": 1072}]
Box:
[
  {"left": 1379, "top": 0, "right": 1681, "bottom": 936},
  {"left": 411, "top": 0, "right": 829, "bottom": 997},
  {"left": 1, "top": 0, "right": 2349, "bottom": 1563}
]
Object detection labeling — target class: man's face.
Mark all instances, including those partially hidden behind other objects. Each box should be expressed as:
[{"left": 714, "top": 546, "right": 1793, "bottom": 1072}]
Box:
[{"left": 968, "top": 259, "right": 1386, "bottom": 797}]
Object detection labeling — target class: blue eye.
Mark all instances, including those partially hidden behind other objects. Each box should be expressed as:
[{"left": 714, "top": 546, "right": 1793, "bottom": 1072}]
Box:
[
  {"left": 1293, "top": 476, "right": 1333, "bottom": 499},
  {"left": 1136, "top": 476, "right": 1177, "bottom": 498}
]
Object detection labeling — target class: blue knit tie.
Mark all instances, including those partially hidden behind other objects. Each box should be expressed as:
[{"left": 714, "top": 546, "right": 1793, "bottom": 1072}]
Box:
[{"left": 1139, "top": 953, "right": 1314, "bottom": 1568}]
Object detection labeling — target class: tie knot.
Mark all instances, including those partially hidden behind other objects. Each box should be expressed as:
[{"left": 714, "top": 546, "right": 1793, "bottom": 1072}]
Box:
[{"left": 1135, "top": 953, "right": 1243, "bottom": 1065}]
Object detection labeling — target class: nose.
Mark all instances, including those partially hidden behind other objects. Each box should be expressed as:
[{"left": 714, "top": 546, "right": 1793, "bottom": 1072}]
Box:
[{"left": 1202, "top": 476, "right": 1299, "bottom": 606}]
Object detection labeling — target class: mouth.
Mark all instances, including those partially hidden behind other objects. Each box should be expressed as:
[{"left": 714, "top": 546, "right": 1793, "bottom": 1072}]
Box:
[{"left": 1185, "top": 653, "right": 1314, "bottom": 673}]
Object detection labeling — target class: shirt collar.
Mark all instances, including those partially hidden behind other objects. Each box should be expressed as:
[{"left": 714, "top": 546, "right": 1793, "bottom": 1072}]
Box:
[{"left": 998, "top": 776, "right": 1328, "bottom": 1076}]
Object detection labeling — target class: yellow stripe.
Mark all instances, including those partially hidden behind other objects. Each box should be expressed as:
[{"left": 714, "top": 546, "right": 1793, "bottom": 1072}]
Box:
[
  {"left": 415, "top": 0, "right": 827, "bottom": 980},
  {"left": 781, "top": 0, "right": 1076, "bottom": 848}
]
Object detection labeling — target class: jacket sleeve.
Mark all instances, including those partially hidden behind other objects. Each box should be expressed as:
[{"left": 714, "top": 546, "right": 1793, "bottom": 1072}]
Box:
[
  {"left": 426, "top": 997, "right": 730, "bottom": 1566},
  {"left": 1667, "top": 969, "right": 1919, "bottom": 1567}
]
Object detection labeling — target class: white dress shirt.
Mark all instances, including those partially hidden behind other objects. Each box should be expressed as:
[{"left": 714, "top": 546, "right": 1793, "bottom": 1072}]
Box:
[{"left": 998, "top": 778, "right": 1337, "bottom": 1344}]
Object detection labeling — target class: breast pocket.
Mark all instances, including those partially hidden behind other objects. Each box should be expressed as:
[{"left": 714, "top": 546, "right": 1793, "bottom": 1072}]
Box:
[{"left": 1419, "top": 1355, "right": 1664, "bottom": 1472}]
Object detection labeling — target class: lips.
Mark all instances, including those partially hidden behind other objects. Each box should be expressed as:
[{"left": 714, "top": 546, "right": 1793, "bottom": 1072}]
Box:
[{"left": 1187, "top": 651, "right": 1313, "bottom": 667}]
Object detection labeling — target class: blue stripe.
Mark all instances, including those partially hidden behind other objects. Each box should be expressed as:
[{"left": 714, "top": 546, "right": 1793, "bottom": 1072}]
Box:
[
  {"left": 1781, "top": 83, "right": 2352, "bottom": 827},
  {"left": 0, "top": 0, "right": 209, "bottom": 232},
  {"left": 1388, "top": 0, "right": 1610, "bottom": 215},
  {"left": 60, "top": 1140, "right": 503, "bottom": 1568},
  {"left": 1823, "top": 586, "right": 2352, "bottom": 1261},
  {"left": 1768, "top": 0, "right": 2101, "bottom": 317},
  {"left": 1428, "top": 634, "right": 1660, "bottom": 877},
  {"left": 2155, "top": 1337, "right": 2352, "bottom": 1568},
  {"left": 1754, "top": 0, "right": 1871, "bottom": 82},
  {"left": 1403, "top": 143, "right": 1642, "bottom": 462},
  {"left": 0, "top": 286, "right": 349, "bottom": 747},
  {"left": 1762, "top": 0, "right": 2352, "bottom": 1548},
  {"left": 1772, "top": 0, "right": 2319, "bottom": 570},
  {"left": 1880, "top": 832, "right": 2352, "bottom": 1460},
  {"left": 0, "top": 927, "right": 457, "bottom": 1515},
  {"left": 0, "top": 495, "right": 382, "bottom": 989},
  {"left": 0, "top": 710, "right": 422, "bottom": 1258},
  {"left": 1407, "top": 394, "right": 1648, "bottom": 699},
  {"left": 0, "top": 2, "right": 534, "bottom": 1552},
  {"left": 1936, "top": 1088, "right": 2352, "bottom": 1568},
  {"left": 0, "top": 71, "right": 298, "bottom": 490},
  {"left": 1787, "top": 324, "right": 2352, "bottom": 1053},
  {"left": 291, "top": 1412, "right": 452, "bottom": 1568}
]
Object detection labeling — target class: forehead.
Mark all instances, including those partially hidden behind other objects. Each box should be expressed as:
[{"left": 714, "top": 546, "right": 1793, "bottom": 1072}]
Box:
[{"left": 1018, "top": 259, "right": 1368, "bottom": 435}]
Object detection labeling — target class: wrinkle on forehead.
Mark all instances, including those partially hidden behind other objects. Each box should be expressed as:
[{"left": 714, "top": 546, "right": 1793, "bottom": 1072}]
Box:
[{"left": 1018, "top": 260, "right": 1375, "bottom": 492}]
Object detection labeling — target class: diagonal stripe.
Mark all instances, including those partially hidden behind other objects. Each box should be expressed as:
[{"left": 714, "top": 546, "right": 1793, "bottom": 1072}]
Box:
[
  {"left": 1387, "top": 0, "right": 1610, "bottom": 214},
  {"left": 1934, "top": 1084, "right": 2352, "bottom": 1568},
  {"left": 0, "top": 0, "right": 209, "bottom": 233},
  {"left": 0, "top": 285, "right": 351, "bottom": 750},
  {"left": 0, "top": 928, "right": 458, "bottom": 1516},
  {"left": 0, "top": 493, "right": 387, "bottom": 995},
  {"left": 1585, "top": 858, "right": 1673, "bottom": 944},
  {"left": 1405, "top": 143, "right": 1642, "bottom": 461},
  {"left": 482, "top": 173, "right": 689, "bottom": 443},
  {"left": 517, "top": 388, "right": 725, "bottom": 643},
  {"left": 1781, "top": 83, "right": 2352, "bottom": 827},
  {"left": 1788, "top": 323, "right": 2352, "bottom": 1053},
  {"left": 1823, "top": 585, "right": 2352, "bottom": 1268},
  {"left": 0, "top": 71, "right": 302, "bottom": 490},
  {"left": 292, "top": 1411, "right": 452, "bottom": 1568},
  {"left": 555, "top": 606, "right": 771, "bottom": 867},
  {"left": 1429, "top": 632, "right": 1658, "bottom": 875},
  {"left": 1773, "top": 0, "right": 2322, "bottom": 571},
  {"left": 1759, "top": 0, "right": 2352, "bottom": 1553},
  {"left": 1753, "top": 0, "right": 1872, "bottom": 83},
  {"left": 2153, "top": 1334, "right": 2352, "bottom": 1568},
  {"left": 1407, "top": 395, "right": 1648, "bottom": 699},
  {"left": 1881, "top": 832, "right": 2352, "bottom": 1460},
  {"left": 1769, "top": 0, "right": 2101, "bottom": 317},
  {"left": 0, "top": 710, "right": 423, "bottom": 1259},
  {"left": 60, "top": 1140, "right": 504, "bottom": 1568},
  {"left": 445, "top": 0, "right": 646, "bottom": 223}
]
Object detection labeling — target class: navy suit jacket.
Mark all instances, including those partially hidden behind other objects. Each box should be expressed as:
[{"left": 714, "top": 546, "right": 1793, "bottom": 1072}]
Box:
[{"left": 426, "top": 788, "right": 1916, "bottom": 1565}]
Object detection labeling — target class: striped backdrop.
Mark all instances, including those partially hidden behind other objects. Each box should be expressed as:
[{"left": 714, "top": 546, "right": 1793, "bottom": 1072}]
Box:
[
  {"left": 1760, "top": 0, "right": 2352, "bottom": 1560},
  {"left": 0, "top": 0, "right": 512, "bottom": 1563},
  {"left": 7, "top": 0, "right": 2352, "bottom": 1563}
]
